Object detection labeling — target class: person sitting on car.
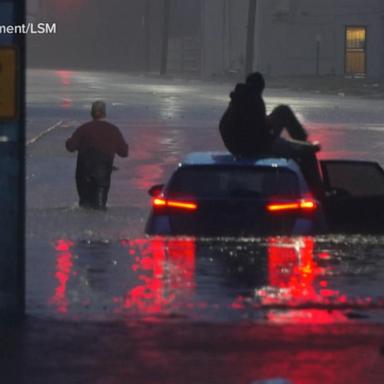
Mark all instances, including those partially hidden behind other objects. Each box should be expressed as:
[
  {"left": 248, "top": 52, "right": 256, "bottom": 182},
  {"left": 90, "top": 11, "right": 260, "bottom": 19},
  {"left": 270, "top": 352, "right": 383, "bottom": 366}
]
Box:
[
  {"left": 219, "top": 72, "right": 322, "bottom": 194},
  {"left": 219, "top": 71, "right": 319, "bottom": 157}
]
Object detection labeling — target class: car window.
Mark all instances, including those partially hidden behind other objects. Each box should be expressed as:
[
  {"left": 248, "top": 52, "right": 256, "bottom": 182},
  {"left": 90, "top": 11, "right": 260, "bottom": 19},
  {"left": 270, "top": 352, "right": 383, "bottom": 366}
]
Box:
[
  {"left": 167, "top": 167, "right": 300, "bottom": 198},
  {"left": 322, "top": 161, "right": 384, "bottom": 197}
]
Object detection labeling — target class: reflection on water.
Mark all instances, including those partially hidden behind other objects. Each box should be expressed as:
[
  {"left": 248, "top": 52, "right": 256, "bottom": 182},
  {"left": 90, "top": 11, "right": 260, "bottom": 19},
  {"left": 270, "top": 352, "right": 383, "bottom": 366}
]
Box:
[
  {"left": 55, "top": 70, "right": 74, "bottom": 110},
  {"left": 50, "top": 239, "right": 74, "bottom": 314},
  {"left": 60, "top": 98, "right": 73, "bottom": 109},
  {"left": 44, "top": 235, "right": 384, "bottom": 323},
  {"left": 259, "top": 237, "right": 341, "bottom": 306},
  {"left": 118, "top": 238, "right": 195, "bottom": 316},
  {"left": 128, "top": 128, "right": 179, "bottom": 201},
  {"left": 55, "top": 70, "right": 72, "bottom": 86},
  {"left": 261, "top": 237, "right": 348, "bottom": 323}
]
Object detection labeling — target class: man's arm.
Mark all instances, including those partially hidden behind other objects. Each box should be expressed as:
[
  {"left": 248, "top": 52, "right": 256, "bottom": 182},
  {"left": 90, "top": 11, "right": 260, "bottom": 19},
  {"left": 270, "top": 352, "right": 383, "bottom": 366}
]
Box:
[
  {"left": 65, "top": 126, "right": 83, "bottom": 152},
  {"left": 114, "top": 128, "right": 129, "bottom": 158}
]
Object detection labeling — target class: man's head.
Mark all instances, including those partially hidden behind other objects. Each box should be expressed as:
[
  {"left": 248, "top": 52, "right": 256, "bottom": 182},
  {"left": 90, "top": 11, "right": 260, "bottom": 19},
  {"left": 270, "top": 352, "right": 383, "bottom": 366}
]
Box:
[
  {"left": 246, "top": 72, "right": 265, "bottom": 94},
  {"left": 91, "top": 101, "right": 106, "bottom": 120}
]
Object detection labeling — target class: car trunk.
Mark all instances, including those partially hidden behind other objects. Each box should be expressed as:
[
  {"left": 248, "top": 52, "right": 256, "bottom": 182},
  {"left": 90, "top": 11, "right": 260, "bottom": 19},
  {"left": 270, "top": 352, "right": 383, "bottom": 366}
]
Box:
[{"left": 169, "top": 198, "right": 298, "bottom": 236}]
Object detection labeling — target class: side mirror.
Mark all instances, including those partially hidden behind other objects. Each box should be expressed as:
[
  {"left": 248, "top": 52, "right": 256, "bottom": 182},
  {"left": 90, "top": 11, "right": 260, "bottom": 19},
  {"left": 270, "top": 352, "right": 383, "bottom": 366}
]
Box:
[{"left": 148, "top": 184, "right": 164, "bottom": 197}]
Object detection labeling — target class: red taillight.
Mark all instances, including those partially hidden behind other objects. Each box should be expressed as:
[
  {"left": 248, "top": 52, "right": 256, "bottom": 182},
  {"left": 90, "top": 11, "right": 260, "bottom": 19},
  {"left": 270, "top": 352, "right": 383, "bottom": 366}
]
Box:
[
  {"left": 153, "top": 198, "right": 167, "bottom": 207},
  {"left": 267, "top": 199, "right": 317, "bottom": 213},
  {"left": 153, "top": 198, "right": 198, "bottom": 211}
]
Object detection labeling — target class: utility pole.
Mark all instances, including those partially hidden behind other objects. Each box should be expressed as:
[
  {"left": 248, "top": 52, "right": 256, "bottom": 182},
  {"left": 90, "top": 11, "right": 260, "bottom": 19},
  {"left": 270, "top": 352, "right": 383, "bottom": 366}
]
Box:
[
  {"left": 160, "top": 0, "right": 171, "bottom": 75},
  {"left": 315, "top": 34, "right": 321, "bottom": 76},
  {"left": 245, "top": 0, "right": 257, "bottom": 76},
  {"left": 0, "top": 0, "right": 26, "bottom": 321},
  {"left": 144, "top": 0, "right": 150, "bottom": 73}
]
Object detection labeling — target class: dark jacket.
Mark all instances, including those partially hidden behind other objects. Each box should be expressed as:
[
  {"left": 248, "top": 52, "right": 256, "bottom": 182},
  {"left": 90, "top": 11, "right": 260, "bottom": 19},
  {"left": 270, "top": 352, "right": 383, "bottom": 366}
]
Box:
[{"left": 219, "top": 83, "right": 272, "bottom": 157}]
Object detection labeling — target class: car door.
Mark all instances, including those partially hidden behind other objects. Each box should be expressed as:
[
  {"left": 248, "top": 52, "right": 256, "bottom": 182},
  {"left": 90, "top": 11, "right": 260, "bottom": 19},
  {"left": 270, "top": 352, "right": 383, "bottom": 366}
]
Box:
[{"left": 320, "top": 160, "right": 384, "bottom": 233}]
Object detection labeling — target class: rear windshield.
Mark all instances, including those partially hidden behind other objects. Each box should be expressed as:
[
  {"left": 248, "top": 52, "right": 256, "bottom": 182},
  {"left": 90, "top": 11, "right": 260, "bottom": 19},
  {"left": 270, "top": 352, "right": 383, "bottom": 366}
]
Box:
[{"left": 167, "top": 166, "right": 300, "bottom": 198}]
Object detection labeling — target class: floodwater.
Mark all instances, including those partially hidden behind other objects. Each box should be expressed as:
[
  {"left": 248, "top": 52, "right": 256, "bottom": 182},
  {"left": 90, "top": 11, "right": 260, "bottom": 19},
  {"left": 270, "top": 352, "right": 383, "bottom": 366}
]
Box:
[
  {"left": 26, "top": 69, "right": 384, "bottom": 324},
  {"left": 28, "top": 235, "right": 384, "bottom": 324}
]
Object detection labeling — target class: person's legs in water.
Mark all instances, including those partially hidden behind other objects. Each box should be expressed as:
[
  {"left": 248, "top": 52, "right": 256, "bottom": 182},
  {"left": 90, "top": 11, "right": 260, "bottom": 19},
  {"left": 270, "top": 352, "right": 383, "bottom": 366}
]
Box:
[
  {"left": 87, "top": 179, "right": 110, "bottom": 210},
  {"left": 76, "top": 172, "right": 93, "bottom": 207},
  {"left": 89, "top": 164, "right": 111, "bottom": 210},
  {"left": 267, "top": 104, "right": 308, "bottom": 141},
  {"left": 95, "top": 186, "right": 110, "bottom": 210}
]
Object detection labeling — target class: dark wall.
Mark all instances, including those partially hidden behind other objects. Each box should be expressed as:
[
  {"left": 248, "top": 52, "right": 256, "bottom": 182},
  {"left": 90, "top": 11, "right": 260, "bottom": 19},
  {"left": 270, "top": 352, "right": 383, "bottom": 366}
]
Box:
[{"left": 170, "top": 0, "right": 202, "bottom": 37}]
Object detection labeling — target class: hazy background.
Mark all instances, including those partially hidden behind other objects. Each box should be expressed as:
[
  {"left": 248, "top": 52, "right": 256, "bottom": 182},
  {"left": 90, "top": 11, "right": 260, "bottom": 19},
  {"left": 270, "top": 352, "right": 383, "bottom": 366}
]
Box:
[{"left": 26, "top": 0, "right": 384, "bottom": 79}]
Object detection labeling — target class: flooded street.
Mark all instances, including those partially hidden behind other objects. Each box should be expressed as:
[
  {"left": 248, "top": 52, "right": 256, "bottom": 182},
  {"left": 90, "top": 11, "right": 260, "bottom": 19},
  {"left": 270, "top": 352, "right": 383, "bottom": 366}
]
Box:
[
  {"left": 28, "top": 235, "right": 384, "bottom": 324},
  {"left": 21, "top": 69, "right": 384, "bottom": 383},
  {"left": 26, "top": 69, "right": 384, "bottom": 323}
]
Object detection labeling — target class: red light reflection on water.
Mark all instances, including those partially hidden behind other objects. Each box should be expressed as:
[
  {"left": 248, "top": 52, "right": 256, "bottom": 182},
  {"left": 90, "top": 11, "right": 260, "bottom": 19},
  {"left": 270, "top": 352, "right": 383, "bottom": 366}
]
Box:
[
  {"left": 60, "top": 98, "right": 73, "bottom": 109},
  {"left": 309, "top": 123, "right": 363, "bottom": 159},
  {"left": 259, "top": 237, "right": 348, "bottom": 323},
  {"left": 268, "top": 237, "right": 319, "bottom": 298},
  {"left": 55, "top": 70, "right": 72, "bottom": 86},
  {"left": 130, "top": 129, "right": 178, "bottom": 195},
  {"left": 55, "top": 70, "right": 74, "bottom": 109},
  {"left": 121, "top": 238, "right": 196, "bottom": 315},
  {"left": 134, "top": 164, "right": 165, "bottom": 191},
  {"left": 50, "top": 239, "right": 74, "bottom": 314}
]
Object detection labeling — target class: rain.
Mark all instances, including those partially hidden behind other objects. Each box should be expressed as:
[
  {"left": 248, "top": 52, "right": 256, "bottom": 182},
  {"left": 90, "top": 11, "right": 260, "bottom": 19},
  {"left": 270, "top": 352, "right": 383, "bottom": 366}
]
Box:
[{"left": 4, "top": 0, "right": 384, "bottom": 383}]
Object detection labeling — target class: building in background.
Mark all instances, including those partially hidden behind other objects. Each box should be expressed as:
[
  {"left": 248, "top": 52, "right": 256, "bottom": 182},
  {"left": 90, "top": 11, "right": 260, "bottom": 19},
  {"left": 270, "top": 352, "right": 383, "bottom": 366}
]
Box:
[
  {"left": 201, "top": 0, "right": 384, "bottom": 78},
  {"left": 27, "top": 0, "right": 384, "bottom": 79},
  {"left": 167, "top": 0, "right": 202, "bottom": 74}
]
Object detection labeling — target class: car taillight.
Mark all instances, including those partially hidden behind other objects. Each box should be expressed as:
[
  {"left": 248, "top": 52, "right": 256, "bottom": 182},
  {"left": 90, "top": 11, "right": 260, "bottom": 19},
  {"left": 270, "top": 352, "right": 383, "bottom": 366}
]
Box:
[
  {"left": 152, "top": 198, "right": 198, "bottom": 211},
  {"left": 267, "top": 198, "right": 317, "bottom": 213}
]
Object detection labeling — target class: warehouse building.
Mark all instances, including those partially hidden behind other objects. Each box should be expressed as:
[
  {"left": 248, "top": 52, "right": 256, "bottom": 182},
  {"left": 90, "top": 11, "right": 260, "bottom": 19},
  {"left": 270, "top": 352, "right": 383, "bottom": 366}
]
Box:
[{"left": 27, "top": 0, "right": 384, "bottom": 79}]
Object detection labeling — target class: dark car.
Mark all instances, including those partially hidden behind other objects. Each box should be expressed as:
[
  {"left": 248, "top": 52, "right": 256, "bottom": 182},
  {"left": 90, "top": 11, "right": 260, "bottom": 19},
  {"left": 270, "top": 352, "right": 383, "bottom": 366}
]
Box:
[
  {"left": 146, "top": 153, "right": 320, "bottom": 236},
  {"left": 145, "top": 152, "right": 384, "bottom": 236}
]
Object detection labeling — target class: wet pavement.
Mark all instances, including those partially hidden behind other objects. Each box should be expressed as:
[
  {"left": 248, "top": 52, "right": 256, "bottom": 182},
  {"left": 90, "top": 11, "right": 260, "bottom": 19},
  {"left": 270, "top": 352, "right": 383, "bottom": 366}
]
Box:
[
  {"left": 4, "top": 320, "right": 384, "bottom": 384},
  {"left": 14, "top": 69, "right": 384, "bottom": 382}
]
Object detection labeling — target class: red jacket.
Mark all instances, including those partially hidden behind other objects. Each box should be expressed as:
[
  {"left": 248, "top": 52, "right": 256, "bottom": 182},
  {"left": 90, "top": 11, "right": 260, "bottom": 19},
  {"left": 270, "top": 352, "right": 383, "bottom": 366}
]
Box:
[{"left": 66, "top": 120, "right": 128, "bottom": 158}]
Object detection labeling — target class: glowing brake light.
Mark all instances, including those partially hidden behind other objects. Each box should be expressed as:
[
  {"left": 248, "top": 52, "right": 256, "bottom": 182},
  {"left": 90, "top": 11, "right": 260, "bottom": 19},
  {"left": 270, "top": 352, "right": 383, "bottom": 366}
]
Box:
[
  {"left": 267, "top": 199, "right": 317, "bottom": 212},
  {"left": 153, "top": 198, "right": 198, "bottom": 211},
  {"left": 153, "top": 198, "right": 166, "bottom": 207}
]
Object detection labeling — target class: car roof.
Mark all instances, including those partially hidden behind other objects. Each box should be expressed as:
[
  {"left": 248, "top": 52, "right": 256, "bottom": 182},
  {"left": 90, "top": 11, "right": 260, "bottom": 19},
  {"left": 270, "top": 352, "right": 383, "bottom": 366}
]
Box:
[{"left": 180, "top": 152, "right": 300, "bottom": 171}]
